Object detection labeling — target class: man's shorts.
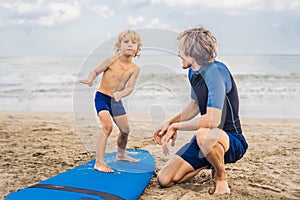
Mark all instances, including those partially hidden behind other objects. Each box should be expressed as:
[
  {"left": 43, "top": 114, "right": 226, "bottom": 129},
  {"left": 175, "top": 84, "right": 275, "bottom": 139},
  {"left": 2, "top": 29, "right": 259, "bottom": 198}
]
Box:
[
  {"left": 94, "top": 91, "right": 126, "bottom": 117},
  {"left": 176, "top": 132, "right": 248, "bottom": 169}
]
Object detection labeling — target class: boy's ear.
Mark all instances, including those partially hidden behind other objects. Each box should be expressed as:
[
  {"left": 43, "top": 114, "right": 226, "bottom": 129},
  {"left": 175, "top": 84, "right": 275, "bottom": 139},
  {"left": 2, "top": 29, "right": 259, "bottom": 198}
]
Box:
[
  {"left": 115, "top": 45, "right": 120, "bottom": 53},
  {"left": 115, "top": 42, "right": 120, "bottom": 50}
]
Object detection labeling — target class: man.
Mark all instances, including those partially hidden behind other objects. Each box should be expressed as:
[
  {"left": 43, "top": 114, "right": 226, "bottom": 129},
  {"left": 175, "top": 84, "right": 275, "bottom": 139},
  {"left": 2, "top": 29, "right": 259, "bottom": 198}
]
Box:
[{"left": 153, "top": 26, "right": 248, "bottom": 194}]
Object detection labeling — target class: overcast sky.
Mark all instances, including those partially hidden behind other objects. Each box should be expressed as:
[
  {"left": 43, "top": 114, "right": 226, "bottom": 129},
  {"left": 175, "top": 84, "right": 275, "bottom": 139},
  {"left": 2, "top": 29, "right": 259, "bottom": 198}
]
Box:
[{"left": 1, "top": 0, "right": 300, "bottom": 56}]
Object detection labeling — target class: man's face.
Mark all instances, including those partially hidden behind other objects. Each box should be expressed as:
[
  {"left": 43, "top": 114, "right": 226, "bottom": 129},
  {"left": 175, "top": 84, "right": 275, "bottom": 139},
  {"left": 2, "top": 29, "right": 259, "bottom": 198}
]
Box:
[{"left": 178, "top": 38, "right": 193, "bottom": 69}]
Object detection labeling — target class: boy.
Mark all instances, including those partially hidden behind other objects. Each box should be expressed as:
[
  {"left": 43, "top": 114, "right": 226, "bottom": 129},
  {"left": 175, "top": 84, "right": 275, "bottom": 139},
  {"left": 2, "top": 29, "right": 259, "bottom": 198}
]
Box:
[{"left": 80, "top": 29, "right": 142, "bottom": 173}]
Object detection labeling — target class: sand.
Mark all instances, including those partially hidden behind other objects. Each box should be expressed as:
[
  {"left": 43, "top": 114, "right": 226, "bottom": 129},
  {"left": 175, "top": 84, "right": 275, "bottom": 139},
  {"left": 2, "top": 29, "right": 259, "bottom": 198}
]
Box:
[{"left": 1, "top": 111, "right": 299, "bottom": 200}]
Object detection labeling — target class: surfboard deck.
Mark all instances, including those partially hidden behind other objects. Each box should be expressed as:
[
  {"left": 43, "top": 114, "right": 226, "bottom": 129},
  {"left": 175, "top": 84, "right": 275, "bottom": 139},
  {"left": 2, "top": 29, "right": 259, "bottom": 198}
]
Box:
[{"left": 6, "top": 149, "right": 155, "bottom": 200}]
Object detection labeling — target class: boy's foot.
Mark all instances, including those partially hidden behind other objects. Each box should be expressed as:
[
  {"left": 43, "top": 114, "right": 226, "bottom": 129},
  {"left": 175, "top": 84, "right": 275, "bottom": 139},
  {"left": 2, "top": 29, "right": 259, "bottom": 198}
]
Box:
[
  {"left": 214, "top": 180, "right": 230, "bottom": 194},
  {"left": 94, "top": 161, "right": 114, "bottom": 173},
  {"left": 116, "top": 154, "right": 138, "bottom": 162}
]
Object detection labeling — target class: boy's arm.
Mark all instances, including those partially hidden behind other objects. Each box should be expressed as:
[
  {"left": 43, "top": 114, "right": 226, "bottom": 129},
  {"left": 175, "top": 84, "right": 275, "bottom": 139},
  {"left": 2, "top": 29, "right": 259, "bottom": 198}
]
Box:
[
  {"left": 80, "top": 56, "right": 117, "bottom": 87},
  {"left": 113, "top": 66, "right": 140, "bottom": 101}
]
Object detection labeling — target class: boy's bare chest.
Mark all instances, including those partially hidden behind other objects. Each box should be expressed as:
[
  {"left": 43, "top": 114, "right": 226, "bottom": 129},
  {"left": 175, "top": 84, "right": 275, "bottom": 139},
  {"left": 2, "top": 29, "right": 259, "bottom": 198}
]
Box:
[{"left": 106, "top": 64, "right": 133, "bottom": 80}]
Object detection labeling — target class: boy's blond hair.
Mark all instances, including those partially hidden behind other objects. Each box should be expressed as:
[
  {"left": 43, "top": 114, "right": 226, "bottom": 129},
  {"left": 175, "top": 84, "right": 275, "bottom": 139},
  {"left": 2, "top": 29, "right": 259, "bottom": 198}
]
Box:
[
  {"left": 114, "top": 29, "right": 142, "bottom": 57},
  {"left": 177, "top": 26, "right": 217, "bottom": 66}
]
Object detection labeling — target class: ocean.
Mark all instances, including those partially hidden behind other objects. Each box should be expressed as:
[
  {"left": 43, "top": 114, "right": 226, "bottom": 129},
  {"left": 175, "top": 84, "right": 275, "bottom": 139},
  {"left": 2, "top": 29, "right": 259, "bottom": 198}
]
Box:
[{"left": 1, "top": 54, "right": 300, "bottom": 119}]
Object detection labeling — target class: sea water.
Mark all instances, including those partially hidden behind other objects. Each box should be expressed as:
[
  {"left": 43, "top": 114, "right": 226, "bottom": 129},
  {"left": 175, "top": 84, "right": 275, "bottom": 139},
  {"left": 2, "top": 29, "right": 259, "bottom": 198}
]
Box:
[{"left": 0, "top": 54, "right": 300, "bottom": 119}]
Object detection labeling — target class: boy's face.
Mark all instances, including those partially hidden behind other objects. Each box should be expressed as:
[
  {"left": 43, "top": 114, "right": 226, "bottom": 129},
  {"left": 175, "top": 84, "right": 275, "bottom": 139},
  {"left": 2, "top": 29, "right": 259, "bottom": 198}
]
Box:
[{"left": 119, "top": 35, "right": 138, "bottom": 56}]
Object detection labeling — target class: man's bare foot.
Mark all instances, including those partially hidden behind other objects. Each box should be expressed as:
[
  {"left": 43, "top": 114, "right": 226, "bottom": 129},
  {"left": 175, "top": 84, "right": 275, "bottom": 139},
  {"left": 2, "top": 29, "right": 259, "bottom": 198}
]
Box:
[
  {"left": 94, "top": 161, "right": 114, "bottom": 173},
  {"left": 116, "top": 154, "right": 138, "bottom": 162},
  {"left": 214, "top": 180, "right": 230, "bottom": 194}
]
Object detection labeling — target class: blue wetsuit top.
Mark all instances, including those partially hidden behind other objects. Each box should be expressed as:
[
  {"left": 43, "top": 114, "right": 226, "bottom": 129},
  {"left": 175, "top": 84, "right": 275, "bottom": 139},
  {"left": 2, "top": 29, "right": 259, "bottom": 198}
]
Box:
[{"left": 188, "top": 61, "right": 242, "bottom": 133}]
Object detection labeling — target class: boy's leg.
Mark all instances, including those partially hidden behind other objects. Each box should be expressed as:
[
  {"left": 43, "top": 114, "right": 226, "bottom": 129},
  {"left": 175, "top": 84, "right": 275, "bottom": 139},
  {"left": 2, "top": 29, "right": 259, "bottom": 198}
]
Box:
[
  {"left": 95, "top": 110, "right": 114, "bottom": 172},
  {"left": 113, "top": 114, "right": 138, "bottom": 162}
]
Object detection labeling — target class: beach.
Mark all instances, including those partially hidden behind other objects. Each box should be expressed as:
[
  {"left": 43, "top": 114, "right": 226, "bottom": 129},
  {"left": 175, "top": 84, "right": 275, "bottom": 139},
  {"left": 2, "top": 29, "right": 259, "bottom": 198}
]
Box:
[
  {"left": 0, "top": 2, "right": 299, "bottom": 197},
  {"left": 1, "top": 111, "right": 299, "bottom": 200},
  {"left": 1, "top": 55, "right": 300, "bottom": 199}
]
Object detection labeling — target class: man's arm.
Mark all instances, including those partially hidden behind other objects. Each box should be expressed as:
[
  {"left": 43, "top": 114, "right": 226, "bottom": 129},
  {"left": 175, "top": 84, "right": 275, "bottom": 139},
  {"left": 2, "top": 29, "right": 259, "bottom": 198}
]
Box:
[
  {"left": 199, "top": 107, "right": 222, "bottom": 128},
  {"left": 167, "top": 99, "right": 199, "bottom": 124},
  {"left": 168, "top": 107, "right": 222, "bottom": 138},
  {"left": 162, "top": 100, "right": 222, "bottom": 155},
  {"left": 174, "top": 106, "right": 221, "bottom": 127},
  {"left": 170, "top": 116, "right": 200, "bottom": 132},
  {"left": 153, "top": 100, "right": 199, "bottom": 145}
]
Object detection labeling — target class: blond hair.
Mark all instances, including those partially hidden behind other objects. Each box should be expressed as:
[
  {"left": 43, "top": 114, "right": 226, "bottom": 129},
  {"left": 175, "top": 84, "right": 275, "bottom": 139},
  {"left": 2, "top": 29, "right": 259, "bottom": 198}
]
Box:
[
  {"left": 177, "top": 26, "right": 217, "bottom": 66},
  {"left": 114, "top": 29, "right": 142, "bottom": 57}
]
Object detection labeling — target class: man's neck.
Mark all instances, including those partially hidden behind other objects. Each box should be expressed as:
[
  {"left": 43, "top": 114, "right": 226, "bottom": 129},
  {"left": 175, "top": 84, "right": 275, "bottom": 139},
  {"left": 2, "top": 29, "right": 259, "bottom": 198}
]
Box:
[{"left": 191, "top": 62, "right": 202, "bottom": 72}]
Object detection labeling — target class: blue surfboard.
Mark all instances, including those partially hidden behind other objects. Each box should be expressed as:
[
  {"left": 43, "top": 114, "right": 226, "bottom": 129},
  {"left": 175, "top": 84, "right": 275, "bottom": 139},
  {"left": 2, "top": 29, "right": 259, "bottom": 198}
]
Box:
[{"left": 6, "top": 149, "right": 155, "bottom": 200}]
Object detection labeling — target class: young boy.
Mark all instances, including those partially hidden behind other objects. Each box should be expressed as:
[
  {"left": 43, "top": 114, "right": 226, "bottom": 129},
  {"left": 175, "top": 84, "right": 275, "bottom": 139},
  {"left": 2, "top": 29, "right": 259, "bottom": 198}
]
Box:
[{"left": 80, "top": 29, "right": 142, "bottom": 173}]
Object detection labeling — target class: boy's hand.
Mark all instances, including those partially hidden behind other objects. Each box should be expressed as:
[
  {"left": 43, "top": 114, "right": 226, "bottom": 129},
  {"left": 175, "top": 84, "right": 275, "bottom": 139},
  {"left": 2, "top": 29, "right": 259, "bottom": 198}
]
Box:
[
  {"left": 113, "top": 91, "right": 122, "bottom": 102},
  {"left": 79, "top": 79, "right": 93, "bottom": 87}
]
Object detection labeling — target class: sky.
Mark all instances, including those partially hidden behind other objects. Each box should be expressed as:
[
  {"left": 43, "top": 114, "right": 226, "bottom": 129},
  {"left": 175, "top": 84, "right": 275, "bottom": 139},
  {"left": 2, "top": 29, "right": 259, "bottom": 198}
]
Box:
[{"left": 0, "top": 0, "right": 300, "bottom": 57}]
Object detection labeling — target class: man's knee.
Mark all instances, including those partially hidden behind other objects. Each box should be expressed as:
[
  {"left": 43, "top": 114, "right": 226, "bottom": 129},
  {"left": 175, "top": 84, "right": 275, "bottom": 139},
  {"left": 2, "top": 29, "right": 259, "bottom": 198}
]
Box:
[
  {"left": 157, "top": 172, "right": 172, "bottom": 188},
  {"left": 195, "top": 128, "right": 209, "bottom": 147},
  {"left": 196, "top": 128, "right": 228, "bottom": 156}
]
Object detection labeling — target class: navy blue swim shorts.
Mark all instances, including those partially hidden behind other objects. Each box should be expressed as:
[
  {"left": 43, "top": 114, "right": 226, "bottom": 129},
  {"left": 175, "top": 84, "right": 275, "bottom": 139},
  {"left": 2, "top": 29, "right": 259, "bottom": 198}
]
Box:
[
  {"left": 176, "top": 132, "right": 248, "bottom": 169},
  {"left": 94, "top": 91, "right": 126, "bottom": 117}
]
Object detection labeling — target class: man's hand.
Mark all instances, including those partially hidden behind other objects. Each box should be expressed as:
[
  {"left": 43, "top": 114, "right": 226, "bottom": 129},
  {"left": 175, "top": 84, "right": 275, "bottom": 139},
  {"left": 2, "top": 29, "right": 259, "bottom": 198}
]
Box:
[
  {"left": 162, "top": 124, "right": 178, "bottom": 156},
  {"left": 79, "top": 79, "right": 93, "bottom": 87},
  {"left": 152, "top": 122, "right": 171, "bottom": 145}
]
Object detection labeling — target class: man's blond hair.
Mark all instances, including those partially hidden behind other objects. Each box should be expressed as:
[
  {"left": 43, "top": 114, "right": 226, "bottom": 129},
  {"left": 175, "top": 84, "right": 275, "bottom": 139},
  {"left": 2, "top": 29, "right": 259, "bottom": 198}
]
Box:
[{"left": 177, "top": 26, "right": 217, "bottom": 66}]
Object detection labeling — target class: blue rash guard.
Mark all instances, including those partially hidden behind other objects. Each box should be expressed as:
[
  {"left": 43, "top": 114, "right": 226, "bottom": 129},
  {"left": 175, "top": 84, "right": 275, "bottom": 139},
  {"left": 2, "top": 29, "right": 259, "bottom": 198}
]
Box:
[
  {"left": 176, "top": 61, "right": 248, "bottom": 170},
  {"left": 189, "top": 61, "right": 241, "bottom": 133}
]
